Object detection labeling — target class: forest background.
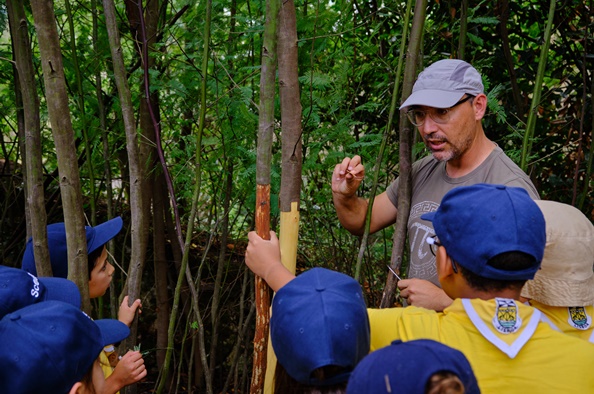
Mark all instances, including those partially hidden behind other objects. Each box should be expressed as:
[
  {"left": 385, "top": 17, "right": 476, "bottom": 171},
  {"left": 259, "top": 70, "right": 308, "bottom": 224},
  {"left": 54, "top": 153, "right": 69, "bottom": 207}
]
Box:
[{"left": 0, "top": 0, "right": 592, "bottom": 392}]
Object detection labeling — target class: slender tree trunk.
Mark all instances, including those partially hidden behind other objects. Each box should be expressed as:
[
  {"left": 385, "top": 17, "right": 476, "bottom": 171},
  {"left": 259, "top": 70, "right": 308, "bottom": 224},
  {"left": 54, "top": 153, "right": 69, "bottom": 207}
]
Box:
[
  {"left": 356, "top": 0, "right": 413, "bottom": 283},
  {"left": 7, "top": 0, "right": 52, "bottom": 277},
  {"left": 457, "top": 0, "right": 468, "bottom": 60},
  {"left": 102, "top": 0, "right": 148, "bottom": 361},
  {"left": 92, "top": 0, "right": 118, "bottom": 318},
  {"left": 29, "top": 0, "right": 90, "bottom": 312},
  {"left": 153, "top": 172, "right": 171, "bottom": 370},
  {"left": 209, "top": 161, "right": 233, "bottom": 378},
  {"left": 579, "top": 5, "right": 594, "bottom": 210},
  {"left": 157, "top": 0, "right": 213, "bottom": 389},
  {"left": 496, "top": 0, "right": 525, "bottom": 121},
  {"left": 262, "top": 1, "right": 302, "bottom": 391},
  {"left": 252, "top": 0, "right": 280, "bottom": 392},
  {"left": 380, "top": 0, "right": 427, "bottom": 308},
  {"left": 520, "top": 0, "right": 556, "bottom": 171},
  {"left": 64, "top": 0, "right": 97, "bottom": 224}
]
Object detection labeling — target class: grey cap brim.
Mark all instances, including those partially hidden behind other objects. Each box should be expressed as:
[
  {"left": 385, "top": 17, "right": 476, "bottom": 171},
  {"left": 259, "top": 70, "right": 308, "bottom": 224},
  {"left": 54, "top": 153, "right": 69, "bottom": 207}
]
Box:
[{"left": 400, "top": 90, "right": 466, "bottom": 110}]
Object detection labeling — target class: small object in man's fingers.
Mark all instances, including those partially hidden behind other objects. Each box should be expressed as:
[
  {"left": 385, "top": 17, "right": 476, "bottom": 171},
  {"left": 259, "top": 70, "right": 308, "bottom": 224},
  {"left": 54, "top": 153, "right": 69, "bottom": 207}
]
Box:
[{"left": 387, "top": 265, "right": 402, "bottom": 281}]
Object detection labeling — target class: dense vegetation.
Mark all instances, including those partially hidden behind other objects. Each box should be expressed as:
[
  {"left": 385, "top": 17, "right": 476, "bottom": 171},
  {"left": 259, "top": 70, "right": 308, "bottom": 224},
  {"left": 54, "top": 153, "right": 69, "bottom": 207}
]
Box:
[{"left": 0, "top": 0, "right": 592, "bottom": 392}]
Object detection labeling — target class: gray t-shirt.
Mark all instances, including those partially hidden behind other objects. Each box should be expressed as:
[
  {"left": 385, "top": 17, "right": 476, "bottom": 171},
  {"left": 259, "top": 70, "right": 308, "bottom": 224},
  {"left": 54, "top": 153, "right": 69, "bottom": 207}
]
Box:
[{"left": 386, "top": 146, "right": 539, "bottom": 285}]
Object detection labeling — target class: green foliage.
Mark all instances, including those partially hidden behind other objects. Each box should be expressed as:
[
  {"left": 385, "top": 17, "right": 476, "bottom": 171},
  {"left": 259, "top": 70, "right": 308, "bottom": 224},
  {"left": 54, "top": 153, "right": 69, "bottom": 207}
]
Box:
[{"left": 0, "top": 0, "right": 593, "bottom": 391}]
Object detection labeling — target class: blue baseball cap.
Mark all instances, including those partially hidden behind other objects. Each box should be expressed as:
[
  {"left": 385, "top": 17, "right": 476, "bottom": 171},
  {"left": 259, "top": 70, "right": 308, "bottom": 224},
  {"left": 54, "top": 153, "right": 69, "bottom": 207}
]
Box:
[
  {"left": 22, "top": 216, "right": 123, "bottom": 278},
  {"left": 346, "top": 339, "right": 480, "bottom": 394},
  {"left": 270, "top": 268, "right": 370, "bottom": 386},
  {"left": 422, "top": 184, "right": 545, "bottom": 280},
  {"left": 0, "top": 301, "right": 130, "bottom": 393},
  {"left": 0, "top": 265, "right": 81, "bottom": 319}
]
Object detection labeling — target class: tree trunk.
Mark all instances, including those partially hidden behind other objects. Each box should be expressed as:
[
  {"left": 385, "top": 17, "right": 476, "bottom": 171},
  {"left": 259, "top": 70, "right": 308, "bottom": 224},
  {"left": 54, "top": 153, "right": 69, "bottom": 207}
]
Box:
[
  {"left": 102, "top": 0, "right": 148, "bottom": 362},
  {"left": 496, "top": 0, "right": 526, "bottom": 121},
  {"left": 380, "top": 0, "right": 427, "bottom": 308},
  {"left": 252, "top": 0, "right": 280, "bottom": 391},
  {"left": 7, "top": 0, "right": 52, "bottom": 277},
  {"left": 263, "top": 1, "right": 302, "bottom": 391},
  {"left": 64, "top": 0, "right": 97, "bottom": 224},
  {"left": 29, "top": 0, "right": 90, "bottom": 312},
  {"left": 520, "top": 0, "right": 556, "bottom": 171},
  {"left": 457, "top": 0, "right": 468, "bottom": 60}
]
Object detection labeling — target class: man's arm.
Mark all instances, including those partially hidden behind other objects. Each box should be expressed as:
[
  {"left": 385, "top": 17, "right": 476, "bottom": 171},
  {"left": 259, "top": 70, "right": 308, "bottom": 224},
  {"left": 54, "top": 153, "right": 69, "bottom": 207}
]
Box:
[
  {"left": 332, "top": 156, "right": 398, "bottom": 235},
  {"left": 397, "top": 279, "right": 453, "bottom": 312}
]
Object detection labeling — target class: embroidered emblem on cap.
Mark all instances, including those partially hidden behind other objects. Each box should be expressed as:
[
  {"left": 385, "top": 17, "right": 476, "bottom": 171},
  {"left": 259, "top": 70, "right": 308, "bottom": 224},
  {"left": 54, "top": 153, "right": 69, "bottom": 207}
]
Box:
[
  {"left": 492, "top": 298, "right": 522, "bottom": 334},
  {"left": 27, "top": 272, "right": 41, "bottom": 298},
  {"left": 568, "top": 307, "right": 591, "bottom": 330}
]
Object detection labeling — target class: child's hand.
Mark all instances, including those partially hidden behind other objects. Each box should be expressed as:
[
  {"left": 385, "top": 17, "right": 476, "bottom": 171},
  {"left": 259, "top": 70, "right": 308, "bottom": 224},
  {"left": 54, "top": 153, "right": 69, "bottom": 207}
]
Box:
[
  {"left": 108, "top": 350, "right": 147, "bottom": 389},
  {"left": 245, "top": 231, "right": 295, "bottom": 291},
  {"left": 118, "top": 295, "right": 142, "bottom": 327}
]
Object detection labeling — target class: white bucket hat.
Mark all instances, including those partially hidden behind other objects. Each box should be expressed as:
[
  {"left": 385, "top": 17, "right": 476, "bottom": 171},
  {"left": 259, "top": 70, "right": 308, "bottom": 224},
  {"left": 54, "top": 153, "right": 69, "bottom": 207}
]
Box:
[
  {"left": 400, "top": 59, "right": 484, "bottom": 110},
  {"left": 521, "top": 200, "right": 594, "bottom": 306}
]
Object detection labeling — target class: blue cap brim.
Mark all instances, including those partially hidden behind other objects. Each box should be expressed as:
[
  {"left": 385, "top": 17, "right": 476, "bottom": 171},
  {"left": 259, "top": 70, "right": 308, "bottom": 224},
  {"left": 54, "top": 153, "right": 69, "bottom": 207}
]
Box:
[
  {"left": 87, "top": 217, "right": 123, "bottom": 254},
  {"left": 39, "top": 277, "right": 82, "bottom": 309},
  {"left": 421, "top": 211, "right": 437, "bottom": 222},
  {"left": 94, "top": 319, "right": 130, "bottom": 346}
]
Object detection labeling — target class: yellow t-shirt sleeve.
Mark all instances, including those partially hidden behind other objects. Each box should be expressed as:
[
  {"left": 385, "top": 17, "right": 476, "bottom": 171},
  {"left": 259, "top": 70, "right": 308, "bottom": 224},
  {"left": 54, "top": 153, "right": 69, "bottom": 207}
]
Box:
[
  {"left": 367, "top": 307, "right": 405, "bottom": 351},
  {"left": 367, "top": 306, "right": 442, "bottom": 351}
]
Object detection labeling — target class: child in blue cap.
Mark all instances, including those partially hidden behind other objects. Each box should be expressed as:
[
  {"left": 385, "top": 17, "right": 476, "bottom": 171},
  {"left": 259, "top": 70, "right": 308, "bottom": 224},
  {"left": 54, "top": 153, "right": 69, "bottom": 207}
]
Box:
[
  {"left": 347, "top": 339, "right": 479, "bottom": 394},
  {"left": 246, "top": 184, "right": 594, "bottom": 392},
  {"left": 0, "top": 265, "right": 82, "bottom": 318},
  {"left": 0, "top": 300, "right": 132, "bottom": 393},
  {"left": 21, "top": 217, "right": 145, "bottom": 393},
  {"left": 270, "top": 267, "right": 370, "bottom": 393}
]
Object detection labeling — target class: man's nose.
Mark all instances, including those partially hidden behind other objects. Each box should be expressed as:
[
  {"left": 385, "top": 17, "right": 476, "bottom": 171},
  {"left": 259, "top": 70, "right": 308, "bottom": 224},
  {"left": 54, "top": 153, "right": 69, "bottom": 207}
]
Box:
[{"left": 420, "top": 114, "right": 439, "bottom": 134}]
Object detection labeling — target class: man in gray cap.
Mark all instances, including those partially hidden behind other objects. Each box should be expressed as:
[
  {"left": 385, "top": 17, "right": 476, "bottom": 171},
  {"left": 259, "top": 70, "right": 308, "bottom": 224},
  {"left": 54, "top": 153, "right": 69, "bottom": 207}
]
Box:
[{"left": 331, "top": 59, "right": 538, "bottom": 311}]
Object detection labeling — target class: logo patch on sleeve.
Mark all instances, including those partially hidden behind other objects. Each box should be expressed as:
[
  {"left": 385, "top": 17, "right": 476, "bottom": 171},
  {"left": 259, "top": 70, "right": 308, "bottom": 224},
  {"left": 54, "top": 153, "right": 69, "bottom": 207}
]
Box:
[{"left": 493, "top": 298, "right": 522, "bottom": 334}]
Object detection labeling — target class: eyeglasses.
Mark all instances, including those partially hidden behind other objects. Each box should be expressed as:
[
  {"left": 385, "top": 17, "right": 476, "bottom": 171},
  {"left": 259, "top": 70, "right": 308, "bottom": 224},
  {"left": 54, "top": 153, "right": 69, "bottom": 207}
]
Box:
[
  {"left": 427, "top": 235, "right": 441, "bottom": 256},
  {"left": 406, "top": 95, "right": 474, "bottom": 127},
  {"left": 426, "top": 235, "right": 458, "bottom": 273}
]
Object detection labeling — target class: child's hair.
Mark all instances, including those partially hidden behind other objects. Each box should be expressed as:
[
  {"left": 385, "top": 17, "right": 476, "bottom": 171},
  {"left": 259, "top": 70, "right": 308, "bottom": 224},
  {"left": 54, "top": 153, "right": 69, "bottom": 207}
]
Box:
[
  {"left": 79, "top": 365, "right": 98, "bottom": 394},
  {"left": 274, "top": 362, "right": 348, "bottom": 394},
  {"left": 87, "top": 245, "right": 106, "bottom": 279},
  {"left": 426, "top": 371, "right": 466, "bottom": 394}
]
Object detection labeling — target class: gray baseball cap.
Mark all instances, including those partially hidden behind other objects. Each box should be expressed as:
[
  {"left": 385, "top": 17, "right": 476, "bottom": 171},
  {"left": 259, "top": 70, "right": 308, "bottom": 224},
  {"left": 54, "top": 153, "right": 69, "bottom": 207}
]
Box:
[{"left": 400, "top": 59, "right": 484, "bottom": 110}]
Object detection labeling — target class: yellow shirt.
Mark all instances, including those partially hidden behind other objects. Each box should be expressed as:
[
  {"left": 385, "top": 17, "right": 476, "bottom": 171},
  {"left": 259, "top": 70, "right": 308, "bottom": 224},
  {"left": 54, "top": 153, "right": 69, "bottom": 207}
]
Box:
[
  {"left": 100, "top": 347, "right": 119, "bottom": 394},
  {"left": 368, "top": 298, "right": 594, "bottom": 393},
  {"left": 528, "top": 300, "right": 594, "bottom": 343}
]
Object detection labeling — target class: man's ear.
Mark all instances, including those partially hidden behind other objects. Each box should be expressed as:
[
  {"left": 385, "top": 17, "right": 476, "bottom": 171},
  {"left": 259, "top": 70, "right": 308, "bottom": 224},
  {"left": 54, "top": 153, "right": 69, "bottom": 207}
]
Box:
[{"left": 473, "top": 93, "right": 488, "bottom": 120}]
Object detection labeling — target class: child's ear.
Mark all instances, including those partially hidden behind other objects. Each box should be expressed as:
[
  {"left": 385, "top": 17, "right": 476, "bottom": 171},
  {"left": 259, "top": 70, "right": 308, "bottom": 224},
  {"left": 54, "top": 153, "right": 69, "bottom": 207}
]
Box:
[
  {"left": 436, "top": 246, "right": 455, "bottom": 280},
  {"left": 69, "top": 382, "right": 83, "bottom": 394}
]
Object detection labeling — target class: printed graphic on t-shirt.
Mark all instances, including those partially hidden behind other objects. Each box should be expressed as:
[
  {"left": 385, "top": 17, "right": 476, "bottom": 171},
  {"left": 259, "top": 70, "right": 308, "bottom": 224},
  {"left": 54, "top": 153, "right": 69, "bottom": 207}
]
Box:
[
  {"left": 568, "top": 307, "right": 592, "bottom": 330},
  {"left": 407, "top": 201, "right": 439, "bottom": 282}
]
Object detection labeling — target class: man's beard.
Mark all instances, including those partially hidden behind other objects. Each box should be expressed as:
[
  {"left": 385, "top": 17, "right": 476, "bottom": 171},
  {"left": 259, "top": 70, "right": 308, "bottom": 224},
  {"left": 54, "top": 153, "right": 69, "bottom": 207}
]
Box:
[{"left": 425, "top": 134, "right": 473, "bottom": 163}]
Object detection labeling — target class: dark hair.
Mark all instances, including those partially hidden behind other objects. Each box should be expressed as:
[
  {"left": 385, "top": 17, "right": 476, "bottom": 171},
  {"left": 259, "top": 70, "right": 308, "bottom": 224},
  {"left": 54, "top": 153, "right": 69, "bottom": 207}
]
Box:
[
  {"left": 87, "top": 246, "right": 106, "bottom": 280},
  {"left": 78, "top": 361, "right": 97, "bottom": 394},
  {"left": 425, "top": 371, "right": 465, "bottom": 394},
  {"left": 274, "top": 362, "right": 348, "bottom": 394},
  {"left": 458, "top": 251, "right": 534, "bottom": 292}
]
